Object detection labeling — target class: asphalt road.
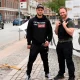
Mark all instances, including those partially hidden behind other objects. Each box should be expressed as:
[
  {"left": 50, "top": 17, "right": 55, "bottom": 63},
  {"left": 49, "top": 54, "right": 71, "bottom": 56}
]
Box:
[{"left": 0, "top": 23, "right": 25, "bottom": 50}]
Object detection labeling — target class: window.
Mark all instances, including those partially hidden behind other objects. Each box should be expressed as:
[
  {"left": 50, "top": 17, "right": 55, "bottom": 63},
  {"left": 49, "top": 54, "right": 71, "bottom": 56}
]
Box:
[
  {"left": 0, "top": 13, "right": 2, "bottom": 20},
  {"left": 0, "top": 2, "right": 1, "bottom": 7},
  {"left": 10, "top": 2, "right": 12, "bottom": 8},
  {"left": 5, "top": 0, "right": 6, "bottom": 7},
  {"left": 0, "top": 0, "right": 1, "bottom": 7}
]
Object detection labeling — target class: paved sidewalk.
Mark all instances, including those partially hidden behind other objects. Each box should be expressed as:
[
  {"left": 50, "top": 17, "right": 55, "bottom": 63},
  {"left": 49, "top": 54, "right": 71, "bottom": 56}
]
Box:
[
  {"left": 0, "top": 23, "right": 80, "bottom": 80},
  {"left": 3, "top": 47, "right": 80, "bottom": 80}
]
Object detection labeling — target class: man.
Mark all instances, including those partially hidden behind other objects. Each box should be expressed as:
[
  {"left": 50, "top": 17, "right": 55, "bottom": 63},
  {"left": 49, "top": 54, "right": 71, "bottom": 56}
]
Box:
[
  {"left": 54, "top": 6, "right": 75, "bottom": 80},
  {"left": 26, "top": 4, "right": 53, "bottom": 80}
]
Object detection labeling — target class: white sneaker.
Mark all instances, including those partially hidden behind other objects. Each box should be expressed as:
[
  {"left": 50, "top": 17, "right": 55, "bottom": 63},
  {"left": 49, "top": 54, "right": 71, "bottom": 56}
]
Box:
[
  {"left": 25, "top": 75, "right": 31, "bottom": 80},
  {"left": 45, "top": 73, "right": 52, "bottom": 80}
]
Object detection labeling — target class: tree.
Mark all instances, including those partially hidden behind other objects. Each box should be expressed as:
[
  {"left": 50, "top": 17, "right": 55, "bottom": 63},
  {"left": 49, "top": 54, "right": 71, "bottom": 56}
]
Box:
[{"left": 43, "top": 0, "right": 65, "bottom": 14}]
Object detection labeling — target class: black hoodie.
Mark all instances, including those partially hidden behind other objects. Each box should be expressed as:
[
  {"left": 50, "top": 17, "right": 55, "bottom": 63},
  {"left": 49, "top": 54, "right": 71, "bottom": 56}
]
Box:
[{"left": 27, "top": 15, "right": 53, "bottom": 45}]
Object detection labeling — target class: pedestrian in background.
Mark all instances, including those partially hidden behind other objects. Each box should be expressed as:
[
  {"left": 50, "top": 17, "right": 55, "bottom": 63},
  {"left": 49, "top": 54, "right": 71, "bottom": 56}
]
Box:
[
  {"left": 26, "top": 4, "right": 53, "bottom": 80},
  {"left": 54, "top": 6, "right": 75, "bottom": 80}
]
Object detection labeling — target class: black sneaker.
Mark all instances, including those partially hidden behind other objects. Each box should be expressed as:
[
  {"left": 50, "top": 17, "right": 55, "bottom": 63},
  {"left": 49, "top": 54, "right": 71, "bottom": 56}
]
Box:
[
  {"left": 54, "top": 74, "right": 64, "bottom": 80},
  {"left": 45, "top": 73, "right": 52, "bottom": 80},
  {"left": 25, "top": 75, "right": 31, "bottom": 80},
  {"left": 68, "top": 77, "right": 75, "bottom": 80}
]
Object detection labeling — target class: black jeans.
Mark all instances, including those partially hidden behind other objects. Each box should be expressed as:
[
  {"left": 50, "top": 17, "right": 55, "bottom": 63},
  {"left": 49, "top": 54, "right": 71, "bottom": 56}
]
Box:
[
  {"left": 56, "top": 41, "right": 75, "bottom": 78},
  {"left": 26, "top": 44, "right": 49, "bottom": 75}
]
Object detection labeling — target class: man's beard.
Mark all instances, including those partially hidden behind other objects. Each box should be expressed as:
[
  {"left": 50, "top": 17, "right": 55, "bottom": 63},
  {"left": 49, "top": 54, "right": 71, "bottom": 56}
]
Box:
[
  {"left": 37, "top": 13, "right": 43, "bottom": 16},
  {"left": 61, "top": 14, "right": 67, "bottom": 19}
]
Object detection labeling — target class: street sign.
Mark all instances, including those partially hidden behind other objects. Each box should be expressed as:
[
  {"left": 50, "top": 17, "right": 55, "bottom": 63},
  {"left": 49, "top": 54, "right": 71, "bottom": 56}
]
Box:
[
  {"left": 20, "top": 0, "right": 27, "bottom": 8},
  {"left": 20, "top": 0, "right": 26, "bottom": 2}
]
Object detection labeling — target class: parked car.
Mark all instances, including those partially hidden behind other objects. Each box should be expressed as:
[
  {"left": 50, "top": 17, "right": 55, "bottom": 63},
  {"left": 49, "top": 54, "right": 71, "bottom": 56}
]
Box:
[
  {"left": 0, "top": 20, "right": 4, "bottom": 29},
  {"left": 13, "top": 18, "right": 23, "bottom": 26},
  {"left": 23, "top": 18, "right": 28, "bottom": 23},
  {"left": 0, "top": 13, "right": 4, "bottom": 29}
]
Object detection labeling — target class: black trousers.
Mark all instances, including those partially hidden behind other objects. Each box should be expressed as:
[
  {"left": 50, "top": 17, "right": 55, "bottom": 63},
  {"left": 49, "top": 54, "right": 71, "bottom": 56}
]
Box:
[
  {"left": 26, "top": 44, "right": 49, "bottom": 75},
  {"left": 56, "top": 41, "right": 75, "bottom": 78}
]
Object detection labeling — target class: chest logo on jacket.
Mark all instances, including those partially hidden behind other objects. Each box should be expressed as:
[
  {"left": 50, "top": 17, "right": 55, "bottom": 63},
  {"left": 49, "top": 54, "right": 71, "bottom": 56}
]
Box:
[
  {"left": 38, "top": 23, "right": 45, "bottom": 28},
  {"left": 33, "top": 21, "right": 46, "bottom": 28}
]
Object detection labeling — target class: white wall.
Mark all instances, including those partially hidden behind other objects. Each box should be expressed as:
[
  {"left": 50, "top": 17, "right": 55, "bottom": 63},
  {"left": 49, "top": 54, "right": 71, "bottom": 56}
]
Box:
[
  {"left": 28, "top": 0, "right": 38, "bottom": 17},
  {"left": 65, "top": 0, "right": 80, "bottom": 19}
]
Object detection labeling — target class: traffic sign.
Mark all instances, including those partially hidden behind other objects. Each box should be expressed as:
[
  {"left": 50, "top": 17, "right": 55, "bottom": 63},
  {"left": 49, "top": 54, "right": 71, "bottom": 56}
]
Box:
[
  {"left": 20, "top": 0, "right": 27, "bottom": 8},
  {"left": 20, "top": 0, "right": 26, "bottom": 2}
]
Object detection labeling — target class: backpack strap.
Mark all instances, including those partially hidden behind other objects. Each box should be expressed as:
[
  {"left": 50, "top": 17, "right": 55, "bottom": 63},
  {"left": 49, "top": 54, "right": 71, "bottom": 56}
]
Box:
[{"left": 66, "top": 18, "right": 72, "bottom": 22}]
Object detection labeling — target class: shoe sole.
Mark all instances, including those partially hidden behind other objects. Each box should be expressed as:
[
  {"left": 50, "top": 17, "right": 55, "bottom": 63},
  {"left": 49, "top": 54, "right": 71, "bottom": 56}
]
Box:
[
  {"left": 45, "top": 77, "right": 53, "bottom": 80},
  {"left": 54, "top": 78, "right": 65, "bottom": 80}
]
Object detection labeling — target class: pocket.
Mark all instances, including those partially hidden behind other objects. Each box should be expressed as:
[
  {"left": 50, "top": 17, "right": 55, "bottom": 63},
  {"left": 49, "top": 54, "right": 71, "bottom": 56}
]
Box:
[
  {"left": 45, "top": 47, "right": 49, "bottom": 52},
  {"left": 41, "top": 46, "right": 49, "bottom": 52}
]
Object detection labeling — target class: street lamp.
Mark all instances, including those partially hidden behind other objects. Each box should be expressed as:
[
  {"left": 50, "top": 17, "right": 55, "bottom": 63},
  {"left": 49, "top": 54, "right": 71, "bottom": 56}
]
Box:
[
  {"left": 18, "top": 0, "right": 21, "bottom": 40},
  {"left": 18, "top": 0, "right": 27, "bottom": 40}
]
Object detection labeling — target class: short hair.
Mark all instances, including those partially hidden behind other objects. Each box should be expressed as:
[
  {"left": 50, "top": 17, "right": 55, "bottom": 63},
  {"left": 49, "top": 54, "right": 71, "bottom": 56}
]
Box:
[{"left": 59, "top": 6, "right": 67, "bottom": 12}]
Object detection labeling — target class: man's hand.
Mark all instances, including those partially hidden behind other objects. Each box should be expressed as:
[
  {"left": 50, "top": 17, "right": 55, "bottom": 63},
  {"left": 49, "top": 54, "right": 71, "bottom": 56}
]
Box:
[
  {"left": 27, "top": 45, "right": 31, "bottom": 49},
  {"left": 44, "top": 41, "right": 49, "bottom": 47},
  {"left": 62, "top": 21, "right": 68, "bottom": 28},
  {"left": 56, "top": 21, "right": 61, "bottom": 27}
]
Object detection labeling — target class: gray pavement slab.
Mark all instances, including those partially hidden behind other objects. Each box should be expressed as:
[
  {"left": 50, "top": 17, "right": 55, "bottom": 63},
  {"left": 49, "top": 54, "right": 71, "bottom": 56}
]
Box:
[
  {"left": 0, "top": 39, "right": 29, "bottom": 80},
  {"left": 2, "top": 48, "right": 80, "bottom": 80}
]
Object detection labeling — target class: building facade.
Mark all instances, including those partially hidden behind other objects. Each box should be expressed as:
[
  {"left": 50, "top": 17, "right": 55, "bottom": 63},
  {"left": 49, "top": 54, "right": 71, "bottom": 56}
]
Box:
[
  {"left": 0, "top": 0, "right": 28, "bottom": 22},
  {"left": 0, "top": 0, "right": 19, "bottom": 22},
  {"left": 27, "top": 0, "right": 38, "bottom": 17}
]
